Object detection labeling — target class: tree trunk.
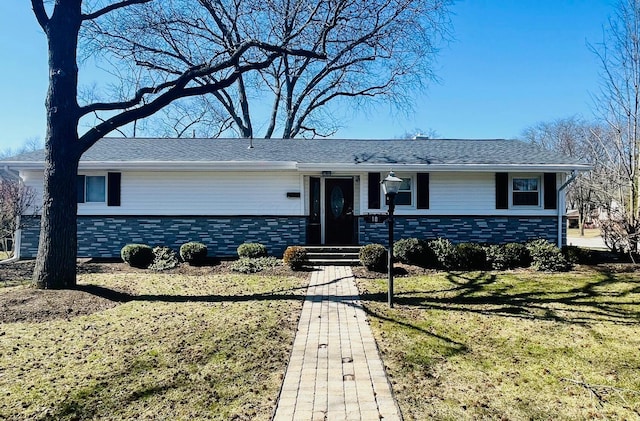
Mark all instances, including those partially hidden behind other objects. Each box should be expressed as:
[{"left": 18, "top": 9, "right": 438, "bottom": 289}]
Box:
[
  {"left": 32, "top": 1, "right": 82, "bottom": 289},
  {"left": 33, "top": 156, "right": 79, "bottom": 289}
]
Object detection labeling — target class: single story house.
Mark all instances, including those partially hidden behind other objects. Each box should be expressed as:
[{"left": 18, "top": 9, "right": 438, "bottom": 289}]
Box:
[{"left": 1, "top": 137, "right": 590, "bottom": 258}]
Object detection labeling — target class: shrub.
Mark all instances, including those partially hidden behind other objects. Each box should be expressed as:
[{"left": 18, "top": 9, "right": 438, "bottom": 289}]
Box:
[
  {"left": 486, "top": 243, "right": 531, "bottom": 270},
  {"left": 428, "top": 238, "right": 458, "bottom": 270},
  {"left": 237, "top": 242, "right": 268, "bottom": 258},
  {"left": 149, "top": 246, "right": 179, "bottom": 271},
  {"left": 283, "top": 246, "right": 307, "bottom": 270},
  {"left": 359, "top": 243, "right": 387, "bottom": 272},
  {"left": 504, "top": 243, "right": 531, "bottom": 268},
  {"left": 121, "top": 243, "right": 154, "bottom": 268},
  {"left": 456, "top": 242, "right": 487, "bottom": 270},
  {"left": 526, "top": 239, "right": 571, "bottom": 272},
  {"left": 393, "top": 238, "right": 432, "bottom": 266},
  {"left": 562, "top": 245, "right": 593, "bottom": 265},
  {"left": 180, "top": 241, "right": 208, "bottom": 265},
  {"left": 231, "top": 256, "right": 281, "bottom": 273}
]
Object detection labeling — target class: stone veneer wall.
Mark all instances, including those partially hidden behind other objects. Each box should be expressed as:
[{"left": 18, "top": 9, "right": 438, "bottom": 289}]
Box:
[
  {"left": 19, "top": 216, "right": 306, "bottom": 258},
  {"left": 359, "top": 215, "right": 565, "bottom": 246}
]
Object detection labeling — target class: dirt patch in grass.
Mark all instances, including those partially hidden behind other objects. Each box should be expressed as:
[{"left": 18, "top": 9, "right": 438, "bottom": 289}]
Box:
[{"left": 0, "top": 258, "right": 307, "bottom": 324}]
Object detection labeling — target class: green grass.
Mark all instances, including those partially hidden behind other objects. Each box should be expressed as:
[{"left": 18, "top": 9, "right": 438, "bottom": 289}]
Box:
[
  {"left": 0, "top": 272, "right": 307, "bottom": 420},
  {"left": 356, "top": 268, "right": 640, "bottom": 420}
]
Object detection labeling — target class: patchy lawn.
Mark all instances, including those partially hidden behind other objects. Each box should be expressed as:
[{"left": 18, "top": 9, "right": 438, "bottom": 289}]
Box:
[
  {"left": 0, "top": 261, "right": 308, "bottom": 420},
  {"left": 356, "top": 266, "right": 640, "bottom": 420},
  {"left": 568, "top": 228, "right": 602, "bottom": 238}
]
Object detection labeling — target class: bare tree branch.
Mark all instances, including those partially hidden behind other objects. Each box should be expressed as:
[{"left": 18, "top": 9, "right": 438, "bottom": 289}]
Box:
[{"left": 82, "top": 0, "right": 154, "bottom": 21}]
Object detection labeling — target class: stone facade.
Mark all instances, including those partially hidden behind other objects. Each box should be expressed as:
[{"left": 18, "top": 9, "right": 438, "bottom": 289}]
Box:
[
  {"left": 19, "top": 214, "right": 565, "bottom": 259},
  {"left": 20, "top": 216, "right": 307, "bottom": 258},
  {"left": 359, "top": 215, "right": 565, "bottom": 246}
]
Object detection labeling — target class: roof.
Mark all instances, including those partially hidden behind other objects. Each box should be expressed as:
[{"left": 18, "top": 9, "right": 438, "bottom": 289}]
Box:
[{"left": 2, "top": 137, "right": 591, "bottom": 172}]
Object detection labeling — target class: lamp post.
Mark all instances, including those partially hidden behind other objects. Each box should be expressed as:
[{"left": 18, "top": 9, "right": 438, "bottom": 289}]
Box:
[{"left": 382, "top": 171, "right": 403, "bottom": 308}]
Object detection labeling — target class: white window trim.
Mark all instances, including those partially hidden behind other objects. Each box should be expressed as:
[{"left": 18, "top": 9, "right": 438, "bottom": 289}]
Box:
[
  {"left": 79, "top": 173, "right": 107, "bottom": 204},
  {"left": 392, "top": 173, "right": 415, "bottom": 209},
  {"left": 509, "top": 174, "right": 541, "bottom": 209}
]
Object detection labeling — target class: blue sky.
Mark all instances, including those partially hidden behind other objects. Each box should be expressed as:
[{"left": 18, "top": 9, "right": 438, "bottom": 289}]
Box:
[{"left": 0, "top": 0, "right": 615, "bottom": 150}]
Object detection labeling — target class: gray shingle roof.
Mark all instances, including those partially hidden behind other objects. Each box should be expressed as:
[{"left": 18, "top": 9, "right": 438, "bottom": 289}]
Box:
[{"left": 3, "top": 137, "right": 588, "bottom": 168}]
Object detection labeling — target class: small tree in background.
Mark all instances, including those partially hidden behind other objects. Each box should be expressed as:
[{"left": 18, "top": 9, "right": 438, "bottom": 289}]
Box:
[{"left": 0, "top": 179, "right": 37, "bottom": 258}]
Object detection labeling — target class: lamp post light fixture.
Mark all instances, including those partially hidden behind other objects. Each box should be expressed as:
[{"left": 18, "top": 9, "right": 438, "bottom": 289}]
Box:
[{"left": 382, "top": 170, "right": 403, "bottom": 308}]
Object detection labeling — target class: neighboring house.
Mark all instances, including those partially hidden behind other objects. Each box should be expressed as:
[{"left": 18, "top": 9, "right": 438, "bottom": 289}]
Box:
[{"left": 1, "top": 137, "right": 590, "bottom": 258}]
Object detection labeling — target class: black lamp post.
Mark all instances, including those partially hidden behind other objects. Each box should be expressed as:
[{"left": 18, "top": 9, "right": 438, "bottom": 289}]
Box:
[{"left": 382, "top": 171, "right": 403, "bottom": 308}]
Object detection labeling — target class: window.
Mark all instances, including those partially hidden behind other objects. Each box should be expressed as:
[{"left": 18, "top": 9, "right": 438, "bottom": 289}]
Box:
[
  {"left": 395, "top": 177, "right": 412, "bottom": 206},
  {"left": 512, "top": 177, "right": 539, "bottom": 206},
  {"left": 77, "top": 175, "right": 106, "bottom": 203}
]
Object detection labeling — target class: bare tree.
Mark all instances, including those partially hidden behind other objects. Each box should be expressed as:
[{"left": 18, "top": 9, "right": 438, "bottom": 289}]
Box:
[
  {"left": 30, "top": 0, "right": 323, "bottom": 289},
  {"left": 589, "top": 0, "right": 640, "bottom": 254},
  {"left": 0, "top": 178, "right": 37, "bottom": 259},
  {"left": 0, "top": 137, "right": 43, "bottom": 159},
  {"left": 96, "top": 0, "right": 451, "bottom": 139},
  {"left": 521, "top": 117, "right": 604, "bottom": 236}
]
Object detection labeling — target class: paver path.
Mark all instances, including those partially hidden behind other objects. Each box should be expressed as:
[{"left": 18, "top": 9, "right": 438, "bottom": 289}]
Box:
[{"left": 273, "top": 266, "right": 401, "bottom": 421}]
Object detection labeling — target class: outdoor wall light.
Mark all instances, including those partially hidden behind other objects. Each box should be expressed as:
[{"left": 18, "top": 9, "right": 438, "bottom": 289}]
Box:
[{"left": 382, "top": 170, "right": 402, "bottom": 308}]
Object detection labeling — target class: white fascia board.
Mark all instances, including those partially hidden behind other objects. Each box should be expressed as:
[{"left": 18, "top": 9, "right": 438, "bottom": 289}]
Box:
[
  {"left": 3, "top": 161, "right": 592, "bottom": 173},
  {"left": 295, "top": 163, "right": 593, "bottom": 172}
]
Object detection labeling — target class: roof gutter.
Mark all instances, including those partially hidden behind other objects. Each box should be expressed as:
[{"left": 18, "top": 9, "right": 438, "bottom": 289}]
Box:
[
  {"left": 557, "top": 170, "right": 578, "bottom": 248},
  {"left": 296, "top": 163, "right": 593, "bottom": 172}
]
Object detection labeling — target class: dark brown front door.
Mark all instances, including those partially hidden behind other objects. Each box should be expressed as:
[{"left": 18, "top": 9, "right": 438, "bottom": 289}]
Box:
[{"left": 325, "top": 178, "right": 355, "bottom": 245}]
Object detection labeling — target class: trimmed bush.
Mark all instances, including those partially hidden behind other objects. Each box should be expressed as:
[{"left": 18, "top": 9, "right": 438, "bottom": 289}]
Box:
[
  {"left": 359, "top": 243, "right": 387, "bottom": 272},
  {"left": 180, "top": 241, "right": 208, "bottom": 265},
  {"left": 121, "top": 243, "right": 154, "bottom": 268},
  {"left": 149, "top": 246, "right": 179, "bottom": 271},
  {"left": 485, "top": 243, "right": 531, "bottom": 270},
  {"left": 394, "top": 238, "right": 432, "bottom": 266},
  {"left": 283, "top": 246, "right": 307, "bottom": 270},
  {"left": 428, "top": 238, "right": 458, "bottom": 270},
  {"left": 527, "top": 239, "right": 571, "bottom": 272},
  {"left": 456, "top": 242, "right": 487, "bottom": 270},
  {"left": 562, "top": 245, "right": 593, "bottom": 265},
  {"left": 504, "top": 243, "right": 531, "bottom": 268},
  {"left": 230, "top": 257, "right": 281, "bottom": 273},
  {"left": 237, "top": 242, "right": 268, "bottom": 258}
]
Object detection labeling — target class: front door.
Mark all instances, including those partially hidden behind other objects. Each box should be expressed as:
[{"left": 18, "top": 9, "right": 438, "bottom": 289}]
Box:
[{"left": 324, "top": 178, "right": 355, "bottom": 245}]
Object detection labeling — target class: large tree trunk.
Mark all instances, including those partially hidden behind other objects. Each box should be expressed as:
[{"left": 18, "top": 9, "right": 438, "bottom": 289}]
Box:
[
  {"left": 32, "top": 1, "right": 82, "bottom": 289},
  {"left": 33, "top": 155, "right": 79, "bottom": 289}
]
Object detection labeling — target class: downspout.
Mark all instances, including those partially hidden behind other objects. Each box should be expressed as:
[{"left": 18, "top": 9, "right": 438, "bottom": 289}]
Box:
[{"left": 557, "top": 170, "right": 578, "bottom": 248}]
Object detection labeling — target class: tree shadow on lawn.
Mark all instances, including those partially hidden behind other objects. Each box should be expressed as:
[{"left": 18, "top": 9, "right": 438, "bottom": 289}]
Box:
[
  {"left": 359, "top": 269, "right": 640, "bottom": 326},
  {"left": 76, "top": 275, "right": 342, "bottom": 304}
]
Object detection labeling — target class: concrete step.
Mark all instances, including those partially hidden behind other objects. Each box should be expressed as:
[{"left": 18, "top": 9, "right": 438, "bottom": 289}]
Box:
[{"left": 304, "top": 246, "right": 362, "bottom": 266}]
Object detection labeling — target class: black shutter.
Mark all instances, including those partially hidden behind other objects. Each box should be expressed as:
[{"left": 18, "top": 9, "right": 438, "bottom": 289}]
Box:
[
  {"left": 496, "top": 172, "right": 508, "bottom": 209},
  {"left": 417, "top": 173, "right": 430, "bottom": 209},
  {"left": 77, "top": 175, "right": 85, "bottom": 203},
  {"left": 368, "top": 172, "right": 381, "bottom": 209},
  {"left": 107, "top": 172, "right": 121, "bottom": 207},
  {"left": 544, "top": 173, "right": 557, "bottom": 210}
]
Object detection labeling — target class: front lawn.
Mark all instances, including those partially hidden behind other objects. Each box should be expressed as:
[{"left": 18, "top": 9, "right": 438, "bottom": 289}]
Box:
[
  {"left": 0, "top": 268, "right": 307, "bottom": 420},
  {"left": 356, "top": 267, "right": 640, "bottom": 420}
]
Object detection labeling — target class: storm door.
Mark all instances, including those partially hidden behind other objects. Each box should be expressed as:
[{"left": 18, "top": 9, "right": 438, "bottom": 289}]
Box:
[{"left": 324, "top": 178, "right": 356, "bottom": 245}]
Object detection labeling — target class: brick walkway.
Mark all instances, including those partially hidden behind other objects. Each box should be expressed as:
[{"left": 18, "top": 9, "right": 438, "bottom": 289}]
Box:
[{"left": 273, "top": 266, "right": 401, "bottom": 421}]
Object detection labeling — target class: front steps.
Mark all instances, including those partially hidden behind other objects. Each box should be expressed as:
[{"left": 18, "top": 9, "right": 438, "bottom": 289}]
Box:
[{"left": 304, "top": 246, "right": 361, "bottom": 266}]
